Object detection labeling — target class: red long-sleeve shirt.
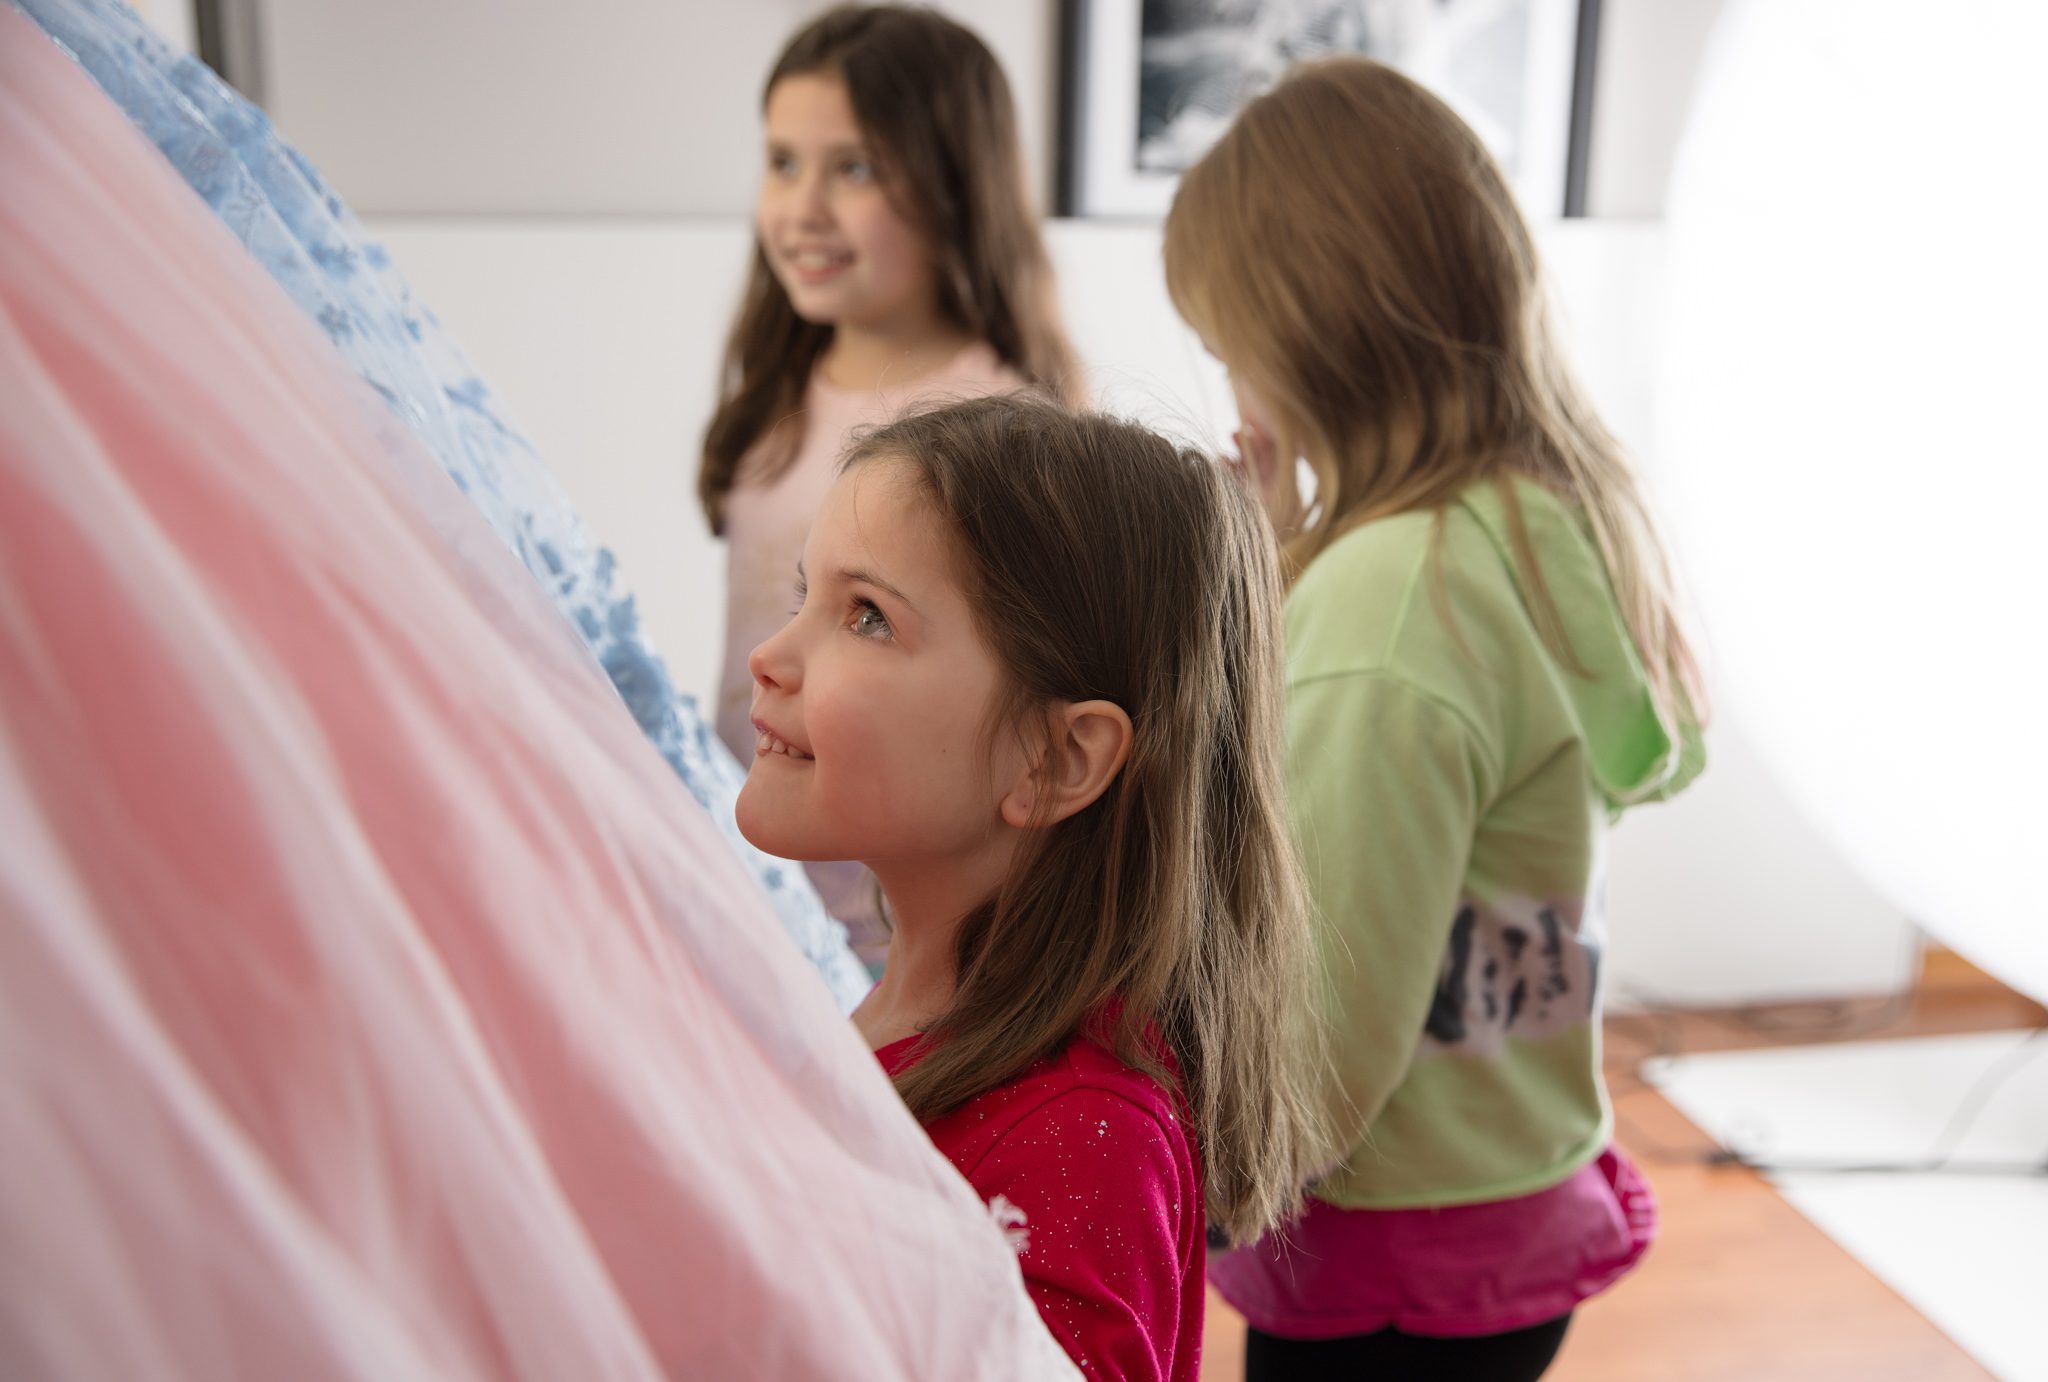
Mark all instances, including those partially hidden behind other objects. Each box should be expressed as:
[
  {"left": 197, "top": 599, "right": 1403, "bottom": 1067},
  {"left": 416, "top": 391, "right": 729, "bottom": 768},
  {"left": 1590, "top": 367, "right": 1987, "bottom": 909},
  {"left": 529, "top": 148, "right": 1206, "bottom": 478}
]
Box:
[{"left": 877, "top": 1032, "right": 1204, "bottom": 1380}]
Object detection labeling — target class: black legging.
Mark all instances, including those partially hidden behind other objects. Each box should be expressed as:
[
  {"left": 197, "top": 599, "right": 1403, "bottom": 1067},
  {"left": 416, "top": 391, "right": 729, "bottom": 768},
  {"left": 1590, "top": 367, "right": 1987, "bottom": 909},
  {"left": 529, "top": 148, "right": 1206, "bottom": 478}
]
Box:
[{"left": 1244, "top": 1312, "right": 1572, "bottom": 1382}]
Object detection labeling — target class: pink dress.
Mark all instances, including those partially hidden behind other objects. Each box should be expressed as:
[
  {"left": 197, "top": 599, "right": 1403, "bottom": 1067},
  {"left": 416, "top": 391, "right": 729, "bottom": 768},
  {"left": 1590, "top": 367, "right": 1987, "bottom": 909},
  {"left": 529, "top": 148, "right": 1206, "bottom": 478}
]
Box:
[
  {"left": 0, "top": 15, "right": 1076, "bottom": 1378},
  {"left": 717, "top": 346, "right": 1023, "bottom": 963}
]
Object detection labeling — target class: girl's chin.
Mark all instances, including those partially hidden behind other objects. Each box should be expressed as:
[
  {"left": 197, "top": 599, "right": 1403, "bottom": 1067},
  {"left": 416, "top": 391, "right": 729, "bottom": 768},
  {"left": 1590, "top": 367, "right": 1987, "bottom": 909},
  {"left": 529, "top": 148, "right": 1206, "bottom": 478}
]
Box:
[
  {"left": 732, "top": 788, "right": 784, "bottom": 855},
  {"left": 734, "top": 797, "right": 829, "bottom": 864},
  {"left": 779, "top": 283, "right": 848, "bottom": 324}
]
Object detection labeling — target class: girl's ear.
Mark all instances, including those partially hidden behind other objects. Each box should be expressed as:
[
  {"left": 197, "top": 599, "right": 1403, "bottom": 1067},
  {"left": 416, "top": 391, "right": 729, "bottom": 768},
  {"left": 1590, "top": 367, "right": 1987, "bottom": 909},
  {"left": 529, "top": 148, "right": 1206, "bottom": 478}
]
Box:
[{"left": 998, "top": 700, "right": 1133, "bottom": 829}]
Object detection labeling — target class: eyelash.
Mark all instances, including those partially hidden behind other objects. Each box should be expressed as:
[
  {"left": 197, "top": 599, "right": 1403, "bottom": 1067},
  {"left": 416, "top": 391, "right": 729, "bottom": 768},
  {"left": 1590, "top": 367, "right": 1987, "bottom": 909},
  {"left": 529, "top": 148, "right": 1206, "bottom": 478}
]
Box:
[
  {"left": 847, "top": 596, "right": 892, "bottom": 640},
  {"left": 764, "top": 154, "right": 874, "bottom": 182},
  {"left": 789, "top": 581, "right": 893, "bottom": 641}
]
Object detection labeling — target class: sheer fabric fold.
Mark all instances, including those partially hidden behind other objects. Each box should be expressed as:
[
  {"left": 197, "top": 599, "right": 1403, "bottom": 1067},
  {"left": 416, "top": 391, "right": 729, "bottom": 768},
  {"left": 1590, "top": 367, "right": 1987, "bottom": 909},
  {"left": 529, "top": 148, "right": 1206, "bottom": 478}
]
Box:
[
  {"left": 14, "top": 0, "right": 870, "bottom": 1010},
  {"left": 0, "top": 12, "right": 1070, "bottom": 1378}
]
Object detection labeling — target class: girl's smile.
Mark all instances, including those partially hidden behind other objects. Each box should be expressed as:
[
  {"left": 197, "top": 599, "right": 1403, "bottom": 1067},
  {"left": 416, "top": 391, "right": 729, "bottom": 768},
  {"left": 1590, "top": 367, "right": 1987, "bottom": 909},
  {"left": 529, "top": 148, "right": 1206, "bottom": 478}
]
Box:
[
  {"left": 776, "top": 243, "right": 853, "bottom": 286},
  {"left": 750, "top": 716, "right": 814, "bottom": 760}
]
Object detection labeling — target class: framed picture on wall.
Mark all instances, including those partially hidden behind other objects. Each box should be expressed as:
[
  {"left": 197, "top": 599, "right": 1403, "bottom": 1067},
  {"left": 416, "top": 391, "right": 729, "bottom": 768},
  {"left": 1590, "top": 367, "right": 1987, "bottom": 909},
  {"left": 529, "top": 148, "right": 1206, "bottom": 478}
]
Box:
[{"left": 1057, "top": 0, "right": 1600, "bottom": 220}]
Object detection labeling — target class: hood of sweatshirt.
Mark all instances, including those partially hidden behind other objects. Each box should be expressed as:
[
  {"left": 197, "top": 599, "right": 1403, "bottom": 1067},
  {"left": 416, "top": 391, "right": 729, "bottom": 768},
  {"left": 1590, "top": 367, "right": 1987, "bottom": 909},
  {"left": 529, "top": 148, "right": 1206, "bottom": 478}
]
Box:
[{"left": 1458, "top": 476, "right": 1705, "bottom": 809}]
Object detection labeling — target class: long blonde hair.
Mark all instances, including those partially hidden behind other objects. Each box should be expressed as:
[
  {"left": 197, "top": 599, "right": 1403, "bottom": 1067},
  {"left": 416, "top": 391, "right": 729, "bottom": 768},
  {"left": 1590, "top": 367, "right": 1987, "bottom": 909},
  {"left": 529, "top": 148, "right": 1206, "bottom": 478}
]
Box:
[
  {"left": 845, "top": 394, "right": 1332, "bottom": 1246},
  {"left": 1164, "top": 57, "right": 1705, "bottom": 732},
  {"left": 698, "top": 5, "right": 1081, "bottom": 533}
]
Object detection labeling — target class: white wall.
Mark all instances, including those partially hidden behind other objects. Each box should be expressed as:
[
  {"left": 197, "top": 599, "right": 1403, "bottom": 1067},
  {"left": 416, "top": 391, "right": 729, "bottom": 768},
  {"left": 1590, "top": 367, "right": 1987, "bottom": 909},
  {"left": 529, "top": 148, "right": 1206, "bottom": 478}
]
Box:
[
  {"left": 1588, "top": 0, "right": 1730, "bottom": 217},
  {"left": 262, "top": 0, "right": 1057, "bottom": 217},
  {"left": 131, "top": 0, "right": 196, "bottom": 54},
  {"left": 264, "top": 0, "right": 1708, "bottom": 220}
]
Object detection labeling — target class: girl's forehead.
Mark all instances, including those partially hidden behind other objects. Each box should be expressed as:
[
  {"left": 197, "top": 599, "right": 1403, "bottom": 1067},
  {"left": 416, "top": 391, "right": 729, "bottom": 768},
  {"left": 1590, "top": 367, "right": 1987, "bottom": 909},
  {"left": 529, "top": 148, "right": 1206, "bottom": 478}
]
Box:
[
  {"left": 764, "top": 72, "right": 860, "bottom": 136},
  {"left": 815, "top": 463, "right": 938, "bottom": 570}
]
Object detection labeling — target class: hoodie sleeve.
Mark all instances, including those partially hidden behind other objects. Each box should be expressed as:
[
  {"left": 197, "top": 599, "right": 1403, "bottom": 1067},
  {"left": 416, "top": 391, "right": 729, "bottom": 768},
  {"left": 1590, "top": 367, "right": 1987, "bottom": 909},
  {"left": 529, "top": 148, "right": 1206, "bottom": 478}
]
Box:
[{"left": 1285, "top": 670, "right": 1494, "bottom": 1153}]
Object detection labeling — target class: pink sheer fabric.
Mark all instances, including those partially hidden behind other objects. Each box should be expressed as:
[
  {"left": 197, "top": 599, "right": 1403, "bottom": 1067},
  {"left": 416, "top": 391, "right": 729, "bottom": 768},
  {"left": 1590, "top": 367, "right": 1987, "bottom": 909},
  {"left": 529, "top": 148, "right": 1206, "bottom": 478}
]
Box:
[{"left": 0, "top": 14, "right": 1072, "bottom": 1380}]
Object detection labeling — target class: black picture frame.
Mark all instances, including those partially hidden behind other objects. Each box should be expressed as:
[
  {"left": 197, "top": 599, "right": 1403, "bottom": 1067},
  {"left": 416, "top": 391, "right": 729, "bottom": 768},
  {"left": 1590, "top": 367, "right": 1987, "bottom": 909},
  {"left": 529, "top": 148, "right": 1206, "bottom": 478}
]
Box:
[{"left": 1058, "top": 0, "right": 1603, "bottom": 220}]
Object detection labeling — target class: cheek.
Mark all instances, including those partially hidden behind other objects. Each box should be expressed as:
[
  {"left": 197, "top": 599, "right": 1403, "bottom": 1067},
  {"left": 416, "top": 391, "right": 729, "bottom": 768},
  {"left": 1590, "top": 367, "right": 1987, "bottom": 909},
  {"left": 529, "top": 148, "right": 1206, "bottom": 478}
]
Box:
[
  {"left": 816, "top": 670, "right": 1000, "bottom": 829},
  {"left": 848, "top": 202, "right": 932, "bottom": 296},
  {"left": 754, "top": 179, "right": 785, "bottom": 238}
]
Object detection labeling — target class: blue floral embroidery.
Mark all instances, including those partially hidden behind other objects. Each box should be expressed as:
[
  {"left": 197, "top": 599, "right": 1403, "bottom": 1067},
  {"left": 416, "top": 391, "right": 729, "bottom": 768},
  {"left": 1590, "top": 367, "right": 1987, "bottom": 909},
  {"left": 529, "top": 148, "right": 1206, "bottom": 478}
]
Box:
[{"left": 17, "top": 0, "right": 870, "bottom": 1012}]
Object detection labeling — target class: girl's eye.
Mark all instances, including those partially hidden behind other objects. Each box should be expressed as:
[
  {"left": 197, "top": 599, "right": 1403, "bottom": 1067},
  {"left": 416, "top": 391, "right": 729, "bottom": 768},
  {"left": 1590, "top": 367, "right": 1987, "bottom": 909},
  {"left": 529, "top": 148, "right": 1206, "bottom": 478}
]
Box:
[
  {"left": 839, "top": 158, "right": 874, "bottom": 184},
  {"left": 767, "top": 150, "right": 797, "bottom": 178},
  {"left": 848, "top": 598, "right": 892, "bottom": 640}
]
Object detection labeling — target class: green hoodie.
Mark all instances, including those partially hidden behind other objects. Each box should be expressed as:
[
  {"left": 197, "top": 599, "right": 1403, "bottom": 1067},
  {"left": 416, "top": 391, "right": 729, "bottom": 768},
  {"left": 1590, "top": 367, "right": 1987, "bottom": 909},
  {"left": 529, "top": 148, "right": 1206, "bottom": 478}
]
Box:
[{"left": 1285, "top": 475, "right": 1702, "bottom": 1209}]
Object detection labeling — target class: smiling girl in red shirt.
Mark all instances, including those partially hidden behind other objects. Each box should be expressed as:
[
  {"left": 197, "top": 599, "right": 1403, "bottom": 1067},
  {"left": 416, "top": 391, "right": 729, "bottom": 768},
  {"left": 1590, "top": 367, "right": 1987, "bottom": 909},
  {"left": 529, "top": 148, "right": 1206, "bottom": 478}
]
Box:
[{"left": 736, "top": 394, "right": 1332, "bottom": 1379}]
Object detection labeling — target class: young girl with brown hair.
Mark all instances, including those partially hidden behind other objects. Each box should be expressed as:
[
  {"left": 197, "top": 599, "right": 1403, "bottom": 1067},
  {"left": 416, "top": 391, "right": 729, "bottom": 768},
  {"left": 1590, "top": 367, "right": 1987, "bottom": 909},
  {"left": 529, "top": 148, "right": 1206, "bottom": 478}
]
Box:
[
  {"left": 703, "top": 5, "right": 1080, "bottom": 965},
  {"left": 734, "top": 393, "right": 1331, "bottom": 1380},
  {"left": 1164, "top": 58, "right": 1708, "bottom": 1381}
]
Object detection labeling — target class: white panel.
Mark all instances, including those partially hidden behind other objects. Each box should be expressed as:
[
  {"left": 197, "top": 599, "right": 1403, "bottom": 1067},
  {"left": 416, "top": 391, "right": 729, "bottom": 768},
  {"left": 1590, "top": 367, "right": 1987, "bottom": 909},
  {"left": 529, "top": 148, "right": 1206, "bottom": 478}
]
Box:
[
  {"left": 1654, "top": 1033, "right": 2048, "bottom": 1382},
  {"left": 1656, "top": 0, "right": 2048, "bottom": 1005},
  {"left": 1546, "top": 220, "right": 1913, "bottom": 1005}
]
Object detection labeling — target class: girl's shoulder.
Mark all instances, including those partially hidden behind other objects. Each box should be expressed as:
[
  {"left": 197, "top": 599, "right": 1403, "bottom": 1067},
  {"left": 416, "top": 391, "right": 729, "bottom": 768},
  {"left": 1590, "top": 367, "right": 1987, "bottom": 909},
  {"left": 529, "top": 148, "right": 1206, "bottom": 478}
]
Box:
[
  {"left": 885, "top": 1027, "right": 1195, "bottom": 1178},
  {"left": 1288, "top": 477, "right": 1594, "bottom": 655},
  {"left": 810, "top": 341, "right": 1022, "bottom": 408},
  {"left": 932, "top": 1037, "right": 1200, "bottom": 1246},
  {"left": 930, "top": 340, "right": 1023, "bottom": 395},
  {"left": 1295, "top": 476, "right": 1577, "bottom": 603},
  {"left": 1285, "top": 498, "right": 1514, "bottom": 681}
]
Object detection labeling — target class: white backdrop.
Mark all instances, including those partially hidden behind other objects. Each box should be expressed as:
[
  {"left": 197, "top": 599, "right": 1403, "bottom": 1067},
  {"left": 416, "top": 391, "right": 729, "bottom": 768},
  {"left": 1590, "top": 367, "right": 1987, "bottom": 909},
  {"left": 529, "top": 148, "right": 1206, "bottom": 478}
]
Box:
[{"left": 1658, "top": 0, "right": 2048, "bottom": 1005}]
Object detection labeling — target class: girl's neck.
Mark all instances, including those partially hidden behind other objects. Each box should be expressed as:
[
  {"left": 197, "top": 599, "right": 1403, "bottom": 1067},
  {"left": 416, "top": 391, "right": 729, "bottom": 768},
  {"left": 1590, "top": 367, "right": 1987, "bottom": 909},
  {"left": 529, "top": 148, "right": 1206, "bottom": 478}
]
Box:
[
  {"left": 851, "top": 864, "right": 1000, "bottom": 1050},
  {"left": 819, "top": 318, "right": 978, "bottom": 393},
  {"left": 853, "top": 925, "right": 956, "bottom": 1051}
]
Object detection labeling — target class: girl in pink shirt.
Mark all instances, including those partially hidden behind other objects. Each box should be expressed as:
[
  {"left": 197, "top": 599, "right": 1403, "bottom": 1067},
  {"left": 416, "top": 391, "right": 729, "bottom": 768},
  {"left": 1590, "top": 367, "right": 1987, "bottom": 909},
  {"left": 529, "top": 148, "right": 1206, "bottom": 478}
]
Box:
[
  {"left": 735, "top": 395, "right": 1336, "bottom": 1379},
  {"left": 699, "top": 6, "right": 1080, "bottom": 966}
]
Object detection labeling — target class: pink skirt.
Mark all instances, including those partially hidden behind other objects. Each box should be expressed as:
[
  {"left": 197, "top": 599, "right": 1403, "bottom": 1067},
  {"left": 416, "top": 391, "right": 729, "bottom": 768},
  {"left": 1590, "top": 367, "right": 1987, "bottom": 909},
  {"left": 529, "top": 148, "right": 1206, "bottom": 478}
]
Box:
[{"left": 1211, "top": 1146, "right": 1657, "bottom": 1339}]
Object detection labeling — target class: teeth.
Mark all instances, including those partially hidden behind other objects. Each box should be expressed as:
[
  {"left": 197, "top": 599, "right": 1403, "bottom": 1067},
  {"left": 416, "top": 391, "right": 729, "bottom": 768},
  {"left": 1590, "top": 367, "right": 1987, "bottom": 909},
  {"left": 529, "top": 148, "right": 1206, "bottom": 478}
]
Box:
[
  {"left": 791, "top": 250, "right": 847, "bottom": 270},
  {"left": 755, "top": 729, "right": 811, "bottom": 760}
]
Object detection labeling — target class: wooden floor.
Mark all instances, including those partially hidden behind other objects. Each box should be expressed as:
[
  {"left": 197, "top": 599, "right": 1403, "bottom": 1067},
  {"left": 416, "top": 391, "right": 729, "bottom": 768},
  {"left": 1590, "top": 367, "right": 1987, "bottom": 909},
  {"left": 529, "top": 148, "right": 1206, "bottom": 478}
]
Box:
[{"left": 1198, "top": 951, "right": 2045, "bottom": 1381}]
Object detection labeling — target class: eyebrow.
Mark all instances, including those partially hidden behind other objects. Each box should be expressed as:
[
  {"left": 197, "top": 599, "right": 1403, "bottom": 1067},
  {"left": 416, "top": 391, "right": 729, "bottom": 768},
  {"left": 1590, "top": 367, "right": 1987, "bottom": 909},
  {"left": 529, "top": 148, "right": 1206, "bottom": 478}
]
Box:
[
  {"left": 842, "top": 566, "right": 919, "bottom": 613},
  {"left": 763, "top": 139, "right": 871, "bottom": 158},
  {"left": 795, "top": 560, "right": 919, "bottom": 614}
]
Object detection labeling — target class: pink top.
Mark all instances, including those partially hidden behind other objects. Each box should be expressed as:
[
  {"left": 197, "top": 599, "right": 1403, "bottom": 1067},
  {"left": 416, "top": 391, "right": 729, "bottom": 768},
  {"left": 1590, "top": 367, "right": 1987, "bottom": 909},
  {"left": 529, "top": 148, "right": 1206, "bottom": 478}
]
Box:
[
  {"left": 879, "top": 1030, "right": 1206, "bottom": 1381},
  {"left": 1208, "top": 1145, "right": 1656, "bottom": 1340},
  {"left": 716, "top": 344, "right": 1022, "bottom": 962}
]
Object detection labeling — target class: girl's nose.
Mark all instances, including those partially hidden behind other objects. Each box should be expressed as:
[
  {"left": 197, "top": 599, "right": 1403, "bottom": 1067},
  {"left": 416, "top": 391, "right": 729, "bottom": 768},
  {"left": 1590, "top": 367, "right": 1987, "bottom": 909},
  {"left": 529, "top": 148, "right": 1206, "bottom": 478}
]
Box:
[
  {"left": 786, "top": 168, "right": 831, "bottom": 227},
  {"left": 748, "top": 619, "right": 800, "bottom": 695}
]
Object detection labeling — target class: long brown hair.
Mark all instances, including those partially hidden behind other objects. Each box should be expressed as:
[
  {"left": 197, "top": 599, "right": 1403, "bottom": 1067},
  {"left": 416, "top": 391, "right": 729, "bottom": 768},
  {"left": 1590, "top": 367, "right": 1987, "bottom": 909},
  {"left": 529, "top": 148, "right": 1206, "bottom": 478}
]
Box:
[
  {"left": 845, "top": 393, "right": 1332, "bottom": 1246},
  {"left": 1164, "top": 57, "right": 1706, "bottom": 737},
  {"left": 698, "top": 5, "right": 1081, "bottom": 533}
]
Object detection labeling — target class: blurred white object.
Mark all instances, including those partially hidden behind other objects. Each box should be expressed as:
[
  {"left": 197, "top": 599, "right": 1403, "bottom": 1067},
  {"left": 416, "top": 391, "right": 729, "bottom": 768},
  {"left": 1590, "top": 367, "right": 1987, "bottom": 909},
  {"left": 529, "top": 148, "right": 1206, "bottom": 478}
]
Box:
[{"left": 1659, "top": 0, "right": 2048, "bottom": 1004}]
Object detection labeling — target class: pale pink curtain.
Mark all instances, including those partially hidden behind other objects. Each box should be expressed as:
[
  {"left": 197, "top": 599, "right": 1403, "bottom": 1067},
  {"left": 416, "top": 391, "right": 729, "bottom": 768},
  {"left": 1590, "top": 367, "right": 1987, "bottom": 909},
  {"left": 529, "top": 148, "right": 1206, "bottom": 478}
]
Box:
[{"left": 0, "top": 12, "right": 1072, "bottom": 1379}]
